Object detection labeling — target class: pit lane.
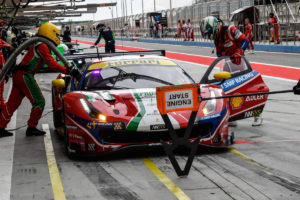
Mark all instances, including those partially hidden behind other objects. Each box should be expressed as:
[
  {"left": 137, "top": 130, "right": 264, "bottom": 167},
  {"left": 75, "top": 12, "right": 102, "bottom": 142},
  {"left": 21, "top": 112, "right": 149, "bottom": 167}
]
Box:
[{"left": 1, "top": 39, "right": 300, "bottom": 200}]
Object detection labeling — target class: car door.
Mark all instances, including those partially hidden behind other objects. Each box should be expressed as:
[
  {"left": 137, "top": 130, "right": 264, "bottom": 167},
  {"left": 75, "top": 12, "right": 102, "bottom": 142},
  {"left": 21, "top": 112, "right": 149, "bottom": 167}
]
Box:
[{"left": 200, "top": 56, "right": 269, "bottom": 121}]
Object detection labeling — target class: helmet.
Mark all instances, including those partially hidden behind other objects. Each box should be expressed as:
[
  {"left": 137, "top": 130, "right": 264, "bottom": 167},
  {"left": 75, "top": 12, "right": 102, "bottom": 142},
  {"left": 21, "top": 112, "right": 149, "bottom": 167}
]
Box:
[
  {"left": 200, "top": 16, "right": 218, "bottom": 39},
  {"left": 38, "top": 23, "right": 60, "bottom": 46}
]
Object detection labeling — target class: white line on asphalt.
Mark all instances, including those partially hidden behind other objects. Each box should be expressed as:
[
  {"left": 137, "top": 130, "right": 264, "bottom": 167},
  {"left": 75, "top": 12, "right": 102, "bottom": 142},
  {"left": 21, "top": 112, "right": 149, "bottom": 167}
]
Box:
[{"left": 0, "top": 80, "right": 16, "bottom": 200}]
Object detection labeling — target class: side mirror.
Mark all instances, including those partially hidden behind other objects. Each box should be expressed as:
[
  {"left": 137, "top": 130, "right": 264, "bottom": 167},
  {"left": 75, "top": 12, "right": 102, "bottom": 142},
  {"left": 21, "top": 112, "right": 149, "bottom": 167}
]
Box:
[
  {"left": 52, "top": 79, "right": 65, "bottom": 88},
  {"left": 213, "top": 71, "right": 231, "bottom": 80}
]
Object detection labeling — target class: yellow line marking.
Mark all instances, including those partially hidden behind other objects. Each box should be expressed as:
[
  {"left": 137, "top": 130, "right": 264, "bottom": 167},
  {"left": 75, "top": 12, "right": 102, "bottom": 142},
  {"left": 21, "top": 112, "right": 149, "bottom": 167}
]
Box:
[
  {"left": 43, "top": 124, "right": 66, "bottom": 200},
  {"left": 228, "top": 147, "right": 265, "bottom": 170},
  {"left": 141, "top": 158, "right": 190, "bottom": 200},
  {"left": 228, "top": 147, "right": 297, "bottom": 183}
]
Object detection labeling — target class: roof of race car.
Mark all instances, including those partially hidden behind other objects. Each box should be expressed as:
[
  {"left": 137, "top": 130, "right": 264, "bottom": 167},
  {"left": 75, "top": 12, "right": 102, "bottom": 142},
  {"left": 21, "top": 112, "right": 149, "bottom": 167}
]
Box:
[{"left": 87, "top": 55, "right": 177, "bottom": 71}]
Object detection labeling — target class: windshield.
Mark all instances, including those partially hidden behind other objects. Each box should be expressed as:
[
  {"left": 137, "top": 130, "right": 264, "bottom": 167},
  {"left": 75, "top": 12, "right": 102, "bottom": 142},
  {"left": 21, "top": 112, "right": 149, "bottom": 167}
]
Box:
[{"left": 82, "top": 64, "right": 194, "bottom": 90}]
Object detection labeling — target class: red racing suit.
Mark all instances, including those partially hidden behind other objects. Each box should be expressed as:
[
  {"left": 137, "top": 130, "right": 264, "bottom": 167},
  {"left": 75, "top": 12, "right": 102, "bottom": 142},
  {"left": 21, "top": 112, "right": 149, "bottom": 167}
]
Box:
[
  {"left": 215, "top": 25, "right": 249, "bottom": 57},
  {"left": 0, "top": 39, "right": 10, "bottom": 110},
  {"left": 269, "top": 16, "right": 279, "bottom": 42},
  {"left": 0, "top": 43, "right": 67, "bottom": 128},
  {"left": 245, "top": 22, "right": 254, "bottom": 50},
  {"left": 187, "top": 22, "right": 194, "bottom": 41}
]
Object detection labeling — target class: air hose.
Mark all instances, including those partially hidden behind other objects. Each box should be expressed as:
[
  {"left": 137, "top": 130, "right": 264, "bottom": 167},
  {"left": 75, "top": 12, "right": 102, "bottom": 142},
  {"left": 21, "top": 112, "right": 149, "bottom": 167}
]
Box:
[{"left": 0, "top": 36, "right": 71, "bottom": 83}]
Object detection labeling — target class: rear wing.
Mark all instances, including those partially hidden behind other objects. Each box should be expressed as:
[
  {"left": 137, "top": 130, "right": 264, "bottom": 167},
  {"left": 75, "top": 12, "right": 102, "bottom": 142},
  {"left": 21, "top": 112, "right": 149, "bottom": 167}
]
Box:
[{"left": 64, "top": 50, "right": 166, "bottom": 61}]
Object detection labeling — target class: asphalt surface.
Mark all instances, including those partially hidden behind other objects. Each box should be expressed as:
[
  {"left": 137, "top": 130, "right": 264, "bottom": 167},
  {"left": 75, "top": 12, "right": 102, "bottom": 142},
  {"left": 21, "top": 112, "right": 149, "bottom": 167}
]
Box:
[{"left": 0, "top": 38, "right": 300, "bottom": 200}]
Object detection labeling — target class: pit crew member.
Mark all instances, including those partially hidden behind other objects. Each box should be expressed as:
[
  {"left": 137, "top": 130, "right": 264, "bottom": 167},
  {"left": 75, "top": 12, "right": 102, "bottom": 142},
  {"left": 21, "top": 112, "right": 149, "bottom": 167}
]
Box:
[
  {"left": 0, "top": 23, "right": 81, "bottom": 137},
  {"left": 200, "top": 16, "right": 262, "bottom": 126}
]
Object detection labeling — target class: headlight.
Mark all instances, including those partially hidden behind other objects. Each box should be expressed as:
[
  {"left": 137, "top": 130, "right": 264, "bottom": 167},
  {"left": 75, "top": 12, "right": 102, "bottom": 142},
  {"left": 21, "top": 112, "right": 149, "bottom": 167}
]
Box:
[
  {"left": 202, "top": 90, "right": 216, "bottom": 116},
  {"left": 80, "top": 98, "right": 106, "bottom": 121}
]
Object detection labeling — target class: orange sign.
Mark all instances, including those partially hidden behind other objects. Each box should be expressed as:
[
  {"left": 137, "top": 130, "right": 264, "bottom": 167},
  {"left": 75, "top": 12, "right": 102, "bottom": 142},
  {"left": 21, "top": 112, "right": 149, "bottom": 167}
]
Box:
[{"left": 156, "top": 83, "right": 200, "bottom": 115}]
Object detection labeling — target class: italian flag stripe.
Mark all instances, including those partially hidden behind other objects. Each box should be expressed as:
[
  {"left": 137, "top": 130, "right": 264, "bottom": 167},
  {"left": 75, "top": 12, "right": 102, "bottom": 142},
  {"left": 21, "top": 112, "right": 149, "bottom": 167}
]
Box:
[{"left": 126, "top": 92, "right": 146, "bottom": 131}]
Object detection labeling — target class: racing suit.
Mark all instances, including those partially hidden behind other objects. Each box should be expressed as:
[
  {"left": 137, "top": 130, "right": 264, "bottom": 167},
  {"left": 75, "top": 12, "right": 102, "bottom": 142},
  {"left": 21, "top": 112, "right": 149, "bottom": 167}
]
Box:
[
  {"left": 187, "top": 22, "right": 194, "bottom": 41},
  {"left": 0, "top": 39, "right": 10, "bottom": 110},
  {"left": 182, "top": 22, "right": 188, "bottom": 41},
  {"left": 0, "top": 43, "right": 67, "bottom": 129},
  {"left": 177, "top": 21, "right": 182, "bottom": 38},
  {"left": 269, "top": 16, "right": 279, "bottom": 43},
  {"left": 95, "top": 28, "right": 115, "bottom": 53},
  {"left": 215, "top": 25, "right": 249, "bottom": 65},
  {"left": 245, "top": 22, "right": 254, "bottom": 51}
]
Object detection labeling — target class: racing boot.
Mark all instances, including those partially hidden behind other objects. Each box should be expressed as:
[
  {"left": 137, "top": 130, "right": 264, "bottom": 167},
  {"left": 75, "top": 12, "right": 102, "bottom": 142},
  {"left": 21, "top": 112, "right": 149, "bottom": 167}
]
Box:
[
  {"left": 26, "top": 126, "right": 46, "bottom": 137},
  {"left": 0, "top": 128, "right": 13, "bottom": 137},
  {"left": 252, "top": 115, "right": 263, "bottom": 126}
]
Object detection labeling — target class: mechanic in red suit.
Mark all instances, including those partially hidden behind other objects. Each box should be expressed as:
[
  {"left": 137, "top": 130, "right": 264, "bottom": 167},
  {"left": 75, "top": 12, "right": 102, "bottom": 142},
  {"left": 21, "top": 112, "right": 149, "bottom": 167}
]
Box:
[
  {"left": 200, "top": 16, "right": 263, "bottom": 126},
  {"left": 0, "top": 23, "right": 81, "bottom": 137},
  {"left": 269, "top": 12, "right": 280, "bottom": 44},
  {"left": 0, "top": 20, "right": 9, "bottom": 113},
  {"left": 245, "top": 18, "right": 254, "bottom": 54},
  {"left": 0, "top": 39, "right": 10, "bottom": 111},
  {"left": 200, "top": 16, "right": 249, "bottom": 65}
]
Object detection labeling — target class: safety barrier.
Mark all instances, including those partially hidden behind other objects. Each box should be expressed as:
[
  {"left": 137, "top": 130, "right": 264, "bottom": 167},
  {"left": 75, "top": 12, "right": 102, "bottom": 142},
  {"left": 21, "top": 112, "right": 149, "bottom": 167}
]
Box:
[{"left": 75, "top": 34, "right": 300, "bottom": 53}]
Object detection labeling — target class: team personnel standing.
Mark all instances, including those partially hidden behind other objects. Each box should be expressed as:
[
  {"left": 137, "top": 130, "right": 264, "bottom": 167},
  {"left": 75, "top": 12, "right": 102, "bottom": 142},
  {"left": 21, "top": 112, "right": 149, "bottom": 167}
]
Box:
[
  {"left": 62, "top": 26, "right": 71, "bottom": 43},
  {"left": 200, "top": 16, "right": 262, "bottom": 126},
  {"left": 0, "top": 20, "right": 9, "bottom": 111},
  {"left": 0, "top": 23, "right": 81, "bottom": 137},
  {"left": 269, "top": 12, "right": 280, "bottom": 44},
  {"left": 187, "top": 19, "right": 194, "bottom": 41},
  {"left": 182, "top": 20, "right": 188, "bottom": 41},
  {"left": 94, "top": 24, "right": 115, "bottom": 53},
  {"left": 245, "top": 18, "right": 254, "bottom": 54},
  {"left": 177, "top": 20, "right": 182, "bottom": 38}
]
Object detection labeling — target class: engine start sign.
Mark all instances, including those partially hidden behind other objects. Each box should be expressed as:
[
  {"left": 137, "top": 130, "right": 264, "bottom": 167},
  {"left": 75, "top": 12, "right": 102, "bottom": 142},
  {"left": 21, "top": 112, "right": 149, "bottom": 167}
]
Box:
[{"left": 156, "top": 83, "right": 200, "bottom": 115}]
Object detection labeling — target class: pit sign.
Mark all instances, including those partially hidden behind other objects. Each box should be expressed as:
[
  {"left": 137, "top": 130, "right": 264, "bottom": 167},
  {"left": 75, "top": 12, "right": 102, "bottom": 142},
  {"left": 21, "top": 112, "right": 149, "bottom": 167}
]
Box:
[{"left": 156, "top": 83, "right": 200, "bottom": 115}]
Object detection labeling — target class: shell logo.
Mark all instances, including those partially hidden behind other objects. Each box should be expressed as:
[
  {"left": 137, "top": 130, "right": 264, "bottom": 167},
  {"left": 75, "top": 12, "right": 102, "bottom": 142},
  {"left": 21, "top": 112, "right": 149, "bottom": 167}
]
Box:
[{"left": 231, "top": 97, "right": 243, "bottom": 109}]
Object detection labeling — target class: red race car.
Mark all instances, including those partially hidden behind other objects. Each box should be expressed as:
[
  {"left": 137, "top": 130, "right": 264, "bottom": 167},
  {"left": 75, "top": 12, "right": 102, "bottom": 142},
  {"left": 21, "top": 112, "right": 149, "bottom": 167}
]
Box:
[{"left": 52, "top": 51, "right": 269, "bottom": 158}]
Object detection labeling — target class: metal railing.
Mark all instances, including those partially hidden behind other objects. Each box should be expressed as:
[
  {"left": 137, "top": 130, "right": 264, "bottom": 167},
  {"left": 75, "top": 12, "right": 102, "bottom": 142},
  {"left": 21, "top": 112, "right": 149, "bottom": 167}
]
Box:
[{"left": 73, "top": 0, "right": 300, "bottom": 45}]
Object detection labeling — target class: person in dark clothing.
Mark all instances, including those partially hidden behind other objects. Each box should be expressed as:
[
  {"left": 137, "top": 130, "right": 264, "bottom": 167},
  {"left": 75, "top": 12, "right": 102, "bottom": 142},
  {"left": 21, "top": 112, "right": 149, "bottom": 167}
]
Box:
[
  {"left": 94, "top": 24, "right": 115, "bottom": 53},
  {"left": 62, "top": 26, "right": 71, "bottom": 43}
]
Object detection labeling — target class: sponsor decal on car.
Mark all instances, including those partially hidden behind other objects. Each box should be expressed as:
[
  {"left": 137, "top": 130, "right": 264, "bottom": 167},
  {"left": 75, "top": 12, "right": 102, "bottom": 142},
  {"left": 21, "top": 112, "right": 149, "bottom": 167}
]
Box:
[
  {"left": 231, "top": 95, "right": 243, "bottom": 109},
  {"left": 150, "top": 124, "right": 166, "bottom": 130},
  {"left": 245, "top": 95, "right": 264, "bottom": 102},
  {"left": 88, "top": 59, "right": 177, "bottom": 70},
  {"left": 244, "top": 108, "right": 262, "bottom": 118},
  {"left": 221, "top": 71, "right": 257, "bottom": 91}
]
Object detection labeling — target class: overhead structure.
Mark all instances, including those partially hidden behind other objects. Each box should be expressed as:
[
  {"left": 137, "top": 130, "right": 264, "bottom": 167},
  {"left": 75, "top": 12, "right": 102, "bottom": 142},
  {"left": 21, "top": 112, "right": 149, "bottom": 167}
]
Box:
[{"left": 0, "top": 0, "right": 117, "bottom": 26}]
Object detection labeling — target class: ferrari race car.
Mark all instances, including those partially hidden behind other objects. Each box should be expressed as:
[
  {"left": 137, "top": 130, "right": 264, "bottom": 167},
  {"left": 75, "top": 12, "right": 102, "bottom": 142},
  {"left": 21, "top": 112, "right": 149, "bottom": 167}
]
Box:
[{"left": 52, "top": 51, "right": 269, "bottom": 157}]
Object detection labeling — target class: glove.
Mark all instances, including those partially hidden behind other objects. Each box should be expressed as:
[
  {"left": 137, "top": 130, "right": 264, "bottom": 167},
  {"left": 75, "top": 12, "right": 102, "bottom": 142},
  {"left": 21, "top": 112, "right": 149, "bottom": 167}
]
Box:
[
  {"left": 293, "top": 81, "right": 300, "bottom": 95},
  {"left": 67, "top": 66, "right": 81, "bottom": 81},
  {"left": 230, "top": 48, "right": 244, "bottom": 65}
]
